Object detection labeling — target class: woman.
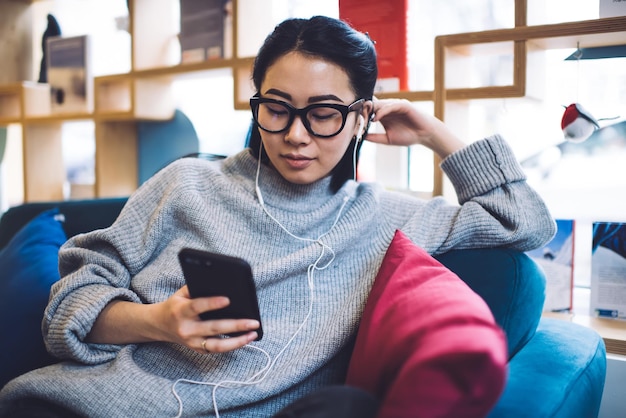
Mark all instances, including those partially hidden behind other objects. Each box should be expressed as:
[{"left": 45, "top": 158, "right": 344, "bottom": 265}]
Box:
[{"left": 0, "top": 16, "right": 555, "bottom": 417}]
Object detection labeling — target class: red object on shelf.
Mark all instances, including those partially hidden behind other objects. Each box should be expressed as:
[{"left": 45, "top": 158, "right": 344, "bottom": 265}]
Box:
[{"left": 339, "top": 0, "right": 408, "bottom": 91}]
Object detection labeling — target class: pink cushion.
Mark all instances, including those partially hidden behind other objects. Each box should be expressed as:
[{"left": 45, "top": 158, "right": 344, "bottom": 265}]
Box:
[{"left": 346, "top": 230, "right": 507, "bottom": 417}]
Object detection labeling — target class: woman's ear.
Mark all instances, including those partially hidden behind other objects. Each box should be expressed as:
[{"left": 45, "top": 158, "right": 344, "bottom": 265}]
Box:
[{"left": 364, "top": 100, "right": 374, "bottom": 126}]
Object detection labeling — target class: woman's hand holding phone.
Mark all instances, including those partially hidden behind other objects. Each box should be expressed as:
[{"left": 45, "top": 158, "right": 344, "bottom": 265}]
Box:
[
  {"left": 86, "top": 286, "right": 259, "bottom": 353},
  {"left": 156, "top": 285, "right": 260, "bottom": 354},
  {"left": 88, "top": 249, "right": 261, "bottom": 353},
  {"left": 177, "top": 248, "right": 264, "bottom": 352}
]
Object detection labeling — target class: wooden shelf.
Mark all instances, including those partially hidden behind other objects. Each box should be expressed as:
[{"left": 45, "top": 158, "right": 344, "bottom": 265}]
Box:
[
  {"left": 2, "top": 0, "right": 625, "bottom": 202},
  {"left": 434, "top": 15, "right": 626, "bottom": 115},
  {"left": 128, "top": 56, "right": 255, "bottom": 78},
  {"left": 431, "top": 12, "right": 626, "bottom": 195},
  {"left": 24, "top": 113, "right": 94, "bottom": 123},
  {"left": 544, "top": 312, "right": 626, "bottom": 356},
  {"left": 375, "top": 90, "right": 434, "bottom": 102},
  {"left": 437, "top": 16, "right": 626, "bottom": 48}
]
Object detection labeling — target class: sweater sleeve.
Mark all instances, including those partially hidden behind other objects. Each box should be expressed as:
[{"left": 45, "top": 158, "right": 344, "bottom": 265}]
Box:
[
  {"left": 43, "top": 159, "right": 195, "bottom": 364},
  {"left": 393, "top": 135, "right": 556, "bottom": 254}
]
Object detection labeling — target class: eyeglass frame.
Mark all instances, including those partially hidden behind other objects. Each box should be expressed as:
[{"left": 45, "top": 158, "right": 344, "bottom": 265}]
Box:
[{"left": 249, "top": 96, "right": 365, "bottom": 138}]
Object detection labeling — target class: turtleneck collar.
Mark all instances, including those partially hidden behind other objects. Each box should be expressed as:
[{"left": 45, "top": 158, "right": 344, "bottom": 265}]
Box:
[{"left": 222, "top": 149, "right": 357, "bottom": 212}]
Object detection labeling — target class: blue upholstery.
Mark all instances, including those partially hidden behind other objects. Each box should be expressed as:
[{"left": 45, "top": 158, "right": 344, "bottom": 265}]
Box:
[
  {"left": 0, "top": 198, "right": 607, "bottom": 416},
  {"left": 0, "top": 197, "right": 127, "bottom": 249},
  {"left": 492, "top": 319, "right": 606, "bottom": 418},
  {"left": 137, "top": 109, "right": 199, "bottom": 185},
  {"left": 436, "top": 250, "right": 606, "bottom": 418},
  {"left": 0, "top": 209, "right": 66, "bottom": 388},
  {"left": 435, "top": 249, "right": 546, "bottom": 359}
]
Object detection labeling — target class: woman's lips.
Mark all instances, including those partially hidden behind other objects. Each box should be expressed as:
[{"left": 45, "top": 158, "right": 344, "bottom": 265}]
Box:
[{"left": 282, "top": 154, "right": 314, "bottom": 169}]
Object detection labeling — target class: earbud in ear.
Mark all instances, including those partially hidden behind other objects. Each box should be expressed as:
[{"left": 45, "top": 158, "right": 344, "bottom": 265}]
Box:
[{"left": 356, "top": 115, "right": 365, "bottom": 142}]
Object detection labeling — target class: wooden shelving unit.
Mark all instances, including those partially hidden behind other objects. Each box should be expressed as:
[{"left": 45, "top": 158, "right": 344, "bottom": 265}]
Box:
[
  {"left": 0, "top": 0, "right": 625, "bottom": 204},
  {"left": 432, "top": 10, "right": 626, "bottom": 195},
  {"left": 0, "top": 0, "right": 255, "bottom": 202}
]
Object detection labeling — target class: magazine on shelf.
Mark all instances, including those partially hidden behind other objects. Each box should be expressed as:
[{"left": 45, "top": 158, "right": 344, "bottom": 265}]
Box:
[
  {"left": 590, "top": 221, "right": 626, "bottom": 320},
  {"left": 339, "top": 0, "right": 408, "bottom": 92},
  {"left": 179, "top": 0, "right": 232, "bottom": 63},
  {"left": 526, "top": 219, "right": 575, "bottom": 312},
  {"left": 46, "top": 34, "right": 92, "bottom": 114},
  {"left": 600, "top": 0, "right": 626, "bottom": 18}
]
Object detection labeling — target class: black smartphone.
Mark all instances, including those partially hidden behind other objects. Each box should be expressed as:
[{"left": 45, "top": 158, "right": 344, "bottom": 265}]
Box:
[{"left": 178, "top": 248, "right": 263, "bottom": 341}]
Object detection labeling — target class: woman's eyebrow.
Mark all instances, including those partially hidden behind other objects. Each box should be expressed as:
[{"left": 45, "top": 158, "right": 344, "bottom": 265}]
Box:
[
  {"left": 308, "top": 94, "right": 343, "bottom": 104},
  {"left": 262, "top": 89, "right": 344, "bottom": 104},
  {"left": 263, "top": 88, "right": 291, "bottom": 100}
]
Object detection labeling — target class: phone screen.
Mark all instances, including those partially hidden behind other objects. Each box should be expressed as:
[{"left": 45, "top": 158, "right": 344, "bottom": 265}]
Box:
[{"left": 178, "top": 248, "right": 263, "bottom": 340}]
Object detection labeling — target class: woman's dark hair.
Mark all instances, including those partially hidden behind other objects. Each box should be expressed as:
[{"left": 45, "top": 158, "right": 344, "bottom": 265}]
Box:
[{"left": 247, "top": 16, "right": 378, "bottom": 192}]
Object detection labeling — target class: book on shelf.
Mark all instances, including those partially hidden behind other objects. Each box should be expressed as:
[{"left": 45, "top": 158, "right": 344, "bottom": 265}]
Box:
[
  {"left": 179, "top": 0, "right": 232, "bottom": 63},
  {"left": 46, "top": 34, "right": 92, "bottom": 114},
  {"left": 590, "top": 221, "right": 626, "bottom": 320},
  {"left": 600, "top": 0, "right": 626, "bottom": 18},
  {"left": 526, "top": 219, "right": 575, "bottom": 312},
  {"left": 339, "top": 0, "right": 408, "bottom": 92}
]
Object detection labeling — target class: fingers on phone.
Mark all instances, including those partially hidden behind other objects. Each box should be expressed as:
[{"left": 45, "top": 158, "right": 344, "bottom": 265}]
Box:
[
  {"left": 191, "top": 296, "right": 229, "bottom": 317},
  {"left": 202, "top": 318, "right": 259, "bottom": 336},
  {"left": 200, "top": 330, "right": 258, "bottom": 353},
  {"left": 213, "top": 319, "right": 260, "bottom": 335}
]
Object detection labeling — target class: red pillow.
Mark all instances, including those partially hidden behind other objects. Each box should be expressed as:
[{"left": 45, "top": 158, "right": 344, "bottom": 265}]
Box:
[{"left": 346, "top": 230, "right": 507, "bottom": 418}]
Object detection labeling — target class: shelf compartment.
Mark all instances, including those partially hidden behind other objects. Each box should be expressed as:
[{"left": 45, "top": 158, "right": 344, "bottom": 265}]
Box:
[
  {"left": 94, "top": 74, "right": 176, "bottom": 121},
  {"left": 22, "top": 122, "right": 66, "bottom": 202},
  {"left": 95, "top": 75, "right": 132, "bottom": 116},
  {"left": 126, "top": 56, "right": 256, "bottom": 111},
  {"left": 0, "top": 83, "right": 22, "bottom": 123},
  {"left": 133, "top": 76, "right": 176, "bottom": 120},
  {"left": 234, "top": 63, "right": 254, "bottom": 110},
  {"left": 445, "top": 41, "right": 517, "bottom": 90},
  {"left": 95, "top": 120, "right": 138, "bottom": 198},
  {"left": 131, "top": 0, "right": 180, "bottom": 71},
  {"left": 22, "top": 82, "right": 52, "bottom": 118},
  {"left": 0, "top": 82, "right": 51, "bottom": 124},
  {"left": 435, "top": 16, "right": 626, "bottom": 105}
]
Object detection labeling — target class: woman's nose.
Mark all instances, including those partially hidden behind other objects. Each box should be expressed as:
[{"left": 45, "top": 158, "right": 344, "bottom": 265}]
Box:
[{"left": 284, "top": 115, "right": 311, "bottom": 145}]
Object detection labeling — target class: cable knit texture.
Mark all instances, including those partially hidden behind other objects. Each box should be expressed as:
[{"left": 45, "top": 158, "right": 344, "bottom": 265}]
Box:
[{"left": 0, "top": 135, "right": 555, "bottom": 417}]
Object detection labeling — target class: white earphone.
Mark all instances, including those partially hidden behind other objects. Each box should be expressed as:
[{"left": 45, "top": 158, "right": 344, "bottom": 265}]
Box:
[{"left": 356, "top": 115, "right": 365, "bottom": 143}]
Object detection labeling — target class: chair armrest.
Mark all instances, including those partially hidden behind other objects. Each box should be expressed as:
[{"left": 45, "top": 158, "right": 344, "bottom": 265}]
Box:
[
  {"left": 435, "top": 249, "right": 546, "bottom": 359},
  {"left": 0, "top": 197, "right": 128, "bottom": 249},
  {"left": 489, "top": 318, "right": 606, "bottom": 418}
]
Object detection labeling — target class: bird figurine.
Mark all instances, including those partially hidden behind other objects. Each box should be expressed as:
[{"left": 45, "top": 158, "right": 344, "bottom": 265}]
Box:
[
  {"left": 38, "top": 14, "right": 62, "bottom": 83},
  {"left": 560, "top": 103, "right": 600, "bottom": 143}
]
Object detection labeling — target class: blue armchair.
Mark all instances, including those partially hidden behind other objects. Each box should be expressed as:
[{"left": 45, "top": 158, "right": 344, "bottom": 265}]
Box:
[
  {"left": 436, "top": 249, "right": 606, "bottom": 417},
  {"left": 0, "top": 198, "right": 606, "bottom": 416}
]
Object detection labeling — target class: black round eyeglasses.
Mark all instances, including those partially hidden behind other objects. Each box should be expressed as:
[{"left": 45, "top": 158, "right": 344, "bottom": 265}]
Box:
[{"left": 250, "top": 96, "right": 365, "bottom": 138}]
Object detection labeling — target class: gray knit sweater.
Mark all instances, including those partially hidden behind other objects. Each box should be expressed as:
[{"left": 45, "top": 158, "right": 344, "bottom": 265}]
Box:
[{"left": 0, "top": 135, "right": 555, "bottom": 417}]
